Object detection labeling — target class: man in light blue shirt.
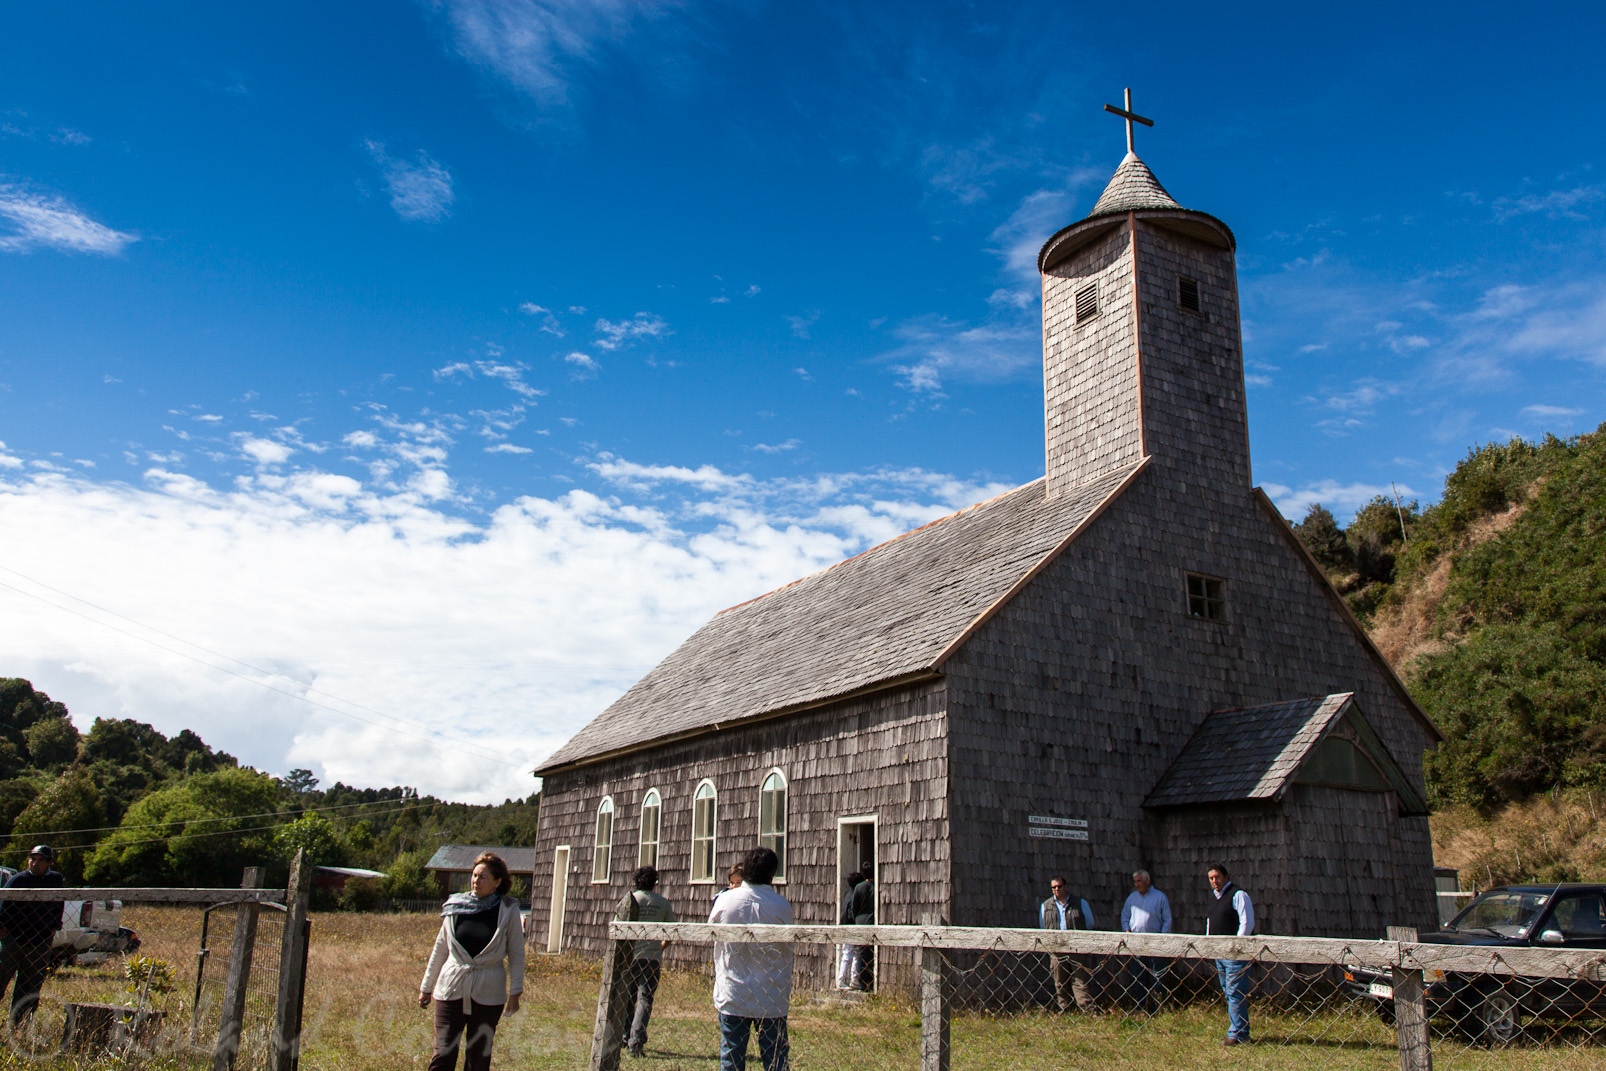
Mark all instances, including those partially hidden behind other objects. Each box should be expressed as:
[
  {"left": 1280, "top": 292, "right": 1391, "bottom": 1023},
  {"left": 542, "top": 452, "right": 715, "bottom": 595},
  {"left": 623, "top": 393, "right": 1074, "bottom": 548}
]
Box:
[{"left": 1120, "top": 869, "right": 1172, "bottom": 1012}]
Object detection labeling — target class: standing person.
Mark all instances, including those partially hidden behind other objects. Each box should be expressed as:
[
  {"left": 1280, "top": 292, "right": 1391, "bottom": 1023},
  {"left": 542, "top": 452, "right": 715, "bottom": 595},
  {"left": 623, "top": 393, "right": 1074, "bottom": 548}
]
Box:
[
  {"left": 709, "top": 847, "right": 792, "bottom": 1071},
  {"left": 835, "top": 871, "right": 863, "bottom": 990},
  {"left": 848, "top": 870, "right": 875, "bottom": 991},
  {"left": 1205, "top": 863, "right": 1255, "bottom": 1046},
  {"left": 0, "top": 846, "right": 64, "bottom": 1027},
  {"left": 419, "top": 852, "right": 525, "bottom": 1071},
  {"left": 1119, "top": 869, "right": 1173, "bottom": 1012},
  {"left": 619, "top": 866, "right": 675, "bottom": 1058},
  {"left": 1039, "top": 876, "right": 1099, "bottom": 1013}
]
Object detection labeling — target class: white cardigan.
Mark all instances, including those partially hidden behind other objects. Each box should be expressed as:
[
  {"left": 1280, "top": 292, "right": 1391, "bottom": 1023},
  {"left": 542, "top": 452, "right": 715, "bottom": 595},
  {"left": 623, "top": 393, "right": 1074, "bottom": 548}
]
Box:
[{"left": 420, "top": 898, "right": 526, "bottom": 1012}]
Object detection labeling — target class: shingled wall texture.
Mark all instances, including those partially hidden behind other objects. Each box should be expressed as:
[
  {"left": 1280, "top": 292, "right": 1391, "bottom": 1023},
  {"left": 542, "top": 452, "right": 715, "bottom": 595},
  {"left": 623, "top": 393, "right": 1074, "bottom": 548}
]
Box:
[
  {"left": 942, "top": 468, "right": 1437, "bottom": 937},
  {"left": 529, "top": 681, "right": 950, "bottom": 986}
]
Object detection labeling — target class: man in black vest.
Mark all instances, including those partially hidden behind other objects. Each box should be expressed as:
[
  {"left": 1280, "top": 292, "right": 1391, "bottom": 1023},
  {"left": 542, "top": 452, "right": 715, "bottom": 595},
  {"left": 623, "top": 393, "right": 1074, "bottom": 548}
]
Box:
[
  {"left": 0, "top": 846, "right": 65, "bottom": 1028},
  {"left": 1205, "top": 863, "right": 1255, "bottom": 1045},
  {"left": 1039, "top": 876, "right": 1099, "bottom": 1012}
]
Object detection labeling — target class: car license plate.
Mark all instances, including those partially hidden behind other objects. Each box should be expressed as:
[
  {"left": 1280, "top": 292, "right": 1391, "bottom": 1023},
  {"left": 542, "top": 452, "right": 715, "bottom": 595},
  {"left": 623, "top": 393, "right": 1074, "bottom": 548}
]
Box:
[{"left": 1369, "top": 982, "right": 1393, "bottom": 999}]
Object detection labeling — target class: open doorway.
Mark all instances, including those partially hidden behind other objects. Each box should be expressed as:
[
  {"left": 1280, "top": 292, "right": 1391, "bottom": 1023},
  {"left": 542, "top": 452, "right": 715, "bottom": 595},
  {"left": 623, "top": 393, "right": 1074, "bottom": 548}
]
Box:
[
  {"left": 836, "top": 815, "right": 878, "bottom": 991},
  {"left": 547, "top": 845, "right": 570, "bottom": 954}
]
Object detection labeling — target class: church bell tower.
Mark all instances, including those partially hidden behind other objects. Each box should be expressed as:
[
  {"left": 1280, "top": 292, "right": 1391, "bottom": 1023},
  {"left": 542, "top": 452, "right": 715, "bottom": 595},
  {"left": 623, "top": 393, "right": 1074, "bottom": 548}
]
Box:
[{"left": 1038, "top": 92, "right": 1250, "bottom": 499}]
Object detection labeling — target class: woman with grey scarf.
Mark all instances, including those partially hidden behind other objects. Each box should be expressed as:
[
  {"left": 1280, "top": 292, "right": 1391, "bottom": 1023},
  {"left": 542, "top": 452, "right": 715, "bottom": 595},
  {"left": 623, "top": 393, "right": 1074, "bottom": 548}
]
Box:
[{"left": 419, "top": 852, "right": 525, "bottom": 1071}]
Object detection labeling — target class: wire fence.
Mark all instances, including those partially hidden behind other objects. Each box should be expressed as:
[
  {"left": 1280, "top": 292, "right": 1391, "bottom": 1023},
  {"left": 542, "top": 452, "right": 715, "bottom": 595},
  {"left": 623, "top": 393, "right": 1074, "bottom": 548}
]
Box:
[
  {"left": 0, "top": 871, "right": 309, "bottom": 1070},
  {"left": 597, "top": 921, "right": 1606, "bottom": 1071}
]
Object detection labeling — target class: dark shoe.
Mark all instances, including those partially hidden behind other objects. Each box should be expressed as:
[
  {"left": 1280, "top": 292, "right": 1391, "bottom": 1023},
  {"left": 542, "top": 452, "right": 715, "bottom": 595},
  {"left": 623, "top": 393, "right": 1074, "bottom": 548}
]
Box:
[{"left": 628, "top": 1046, "right": 644, "bottom": 1058}]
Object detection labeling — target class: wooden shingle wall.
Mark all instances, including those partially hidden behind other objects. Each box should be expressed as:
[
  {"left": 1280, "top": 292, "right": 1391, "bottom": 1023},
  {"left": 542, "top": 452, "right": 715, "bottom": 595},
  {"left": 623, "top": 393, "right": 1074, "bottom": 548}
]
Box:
[
  {"left": 531, "top": 681, "right": 950, "bottom": 985},
  {"left": 1042, "top": 224, "right": 1143, "bottom": 494},
  {"left": 943, "top": 466, "right": 1438, "bottom": 936},
  {"left": 1132, "top": 223, "right": 1251, "bottom": 492}
]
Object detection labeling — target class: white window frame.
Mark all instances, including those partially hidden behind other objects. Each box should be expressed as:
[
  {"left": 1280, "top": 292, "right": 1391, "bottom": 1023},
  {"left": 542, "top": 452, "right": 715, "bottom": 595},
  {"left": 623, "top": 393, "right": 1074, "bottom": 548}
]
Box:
[
  {"left": 691, "top": 779, "right": 717, "bottom": 884},
  {"left": 592, "top": 795, "right": 614, "bottom": 884},
  {"left": 758, "top": 768, "right": 788, "bottom": 883},
  {"left": 639, "top": 787, "right": 662, "bottom": 869}
]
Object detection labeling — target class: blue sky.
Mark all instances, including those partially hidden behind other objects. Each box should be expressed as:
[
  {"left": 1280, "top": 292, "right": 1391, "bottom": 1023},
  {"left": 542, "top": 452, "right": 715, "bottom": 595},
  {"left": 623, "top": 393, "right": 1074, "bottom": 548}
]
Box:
[{"left": 3, "top": 2, "right": 1604, "bottom": 800}]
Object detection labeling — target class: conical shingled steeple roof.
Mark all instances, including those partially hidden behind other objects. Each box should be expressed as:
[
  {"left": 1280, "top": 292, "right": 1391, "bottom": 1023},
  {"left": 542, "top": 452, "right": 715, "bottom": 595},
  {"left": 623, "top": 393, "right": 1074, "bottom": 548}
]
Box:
[{"left": 1086, "top": 151, "right": 1182, "bottom": 217}]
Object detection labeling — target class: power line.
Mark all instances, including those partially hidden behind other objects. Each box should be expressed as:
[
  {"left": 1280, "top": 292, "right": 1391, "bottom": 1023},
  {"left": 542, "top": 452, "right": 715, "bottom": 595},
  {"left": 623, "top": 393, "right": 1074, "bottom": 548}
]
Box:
[{"left": 0, "top": 567, "right": 526, "bottom": 769}]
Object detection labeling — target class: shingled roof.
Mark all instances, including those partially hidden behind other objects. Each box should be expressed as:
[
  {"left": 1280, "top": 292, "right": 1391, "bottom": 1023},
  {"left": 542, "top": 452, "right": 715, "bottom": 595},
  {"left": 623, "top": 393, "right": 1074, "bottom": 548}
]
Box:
[
  {"left": 1087, "top": 152, "right": 1183, "bottom": 217},
  {"left": 1144, "top": 693, "right": 1426, "bottom": 813},
  {"left": 536, "top": 462, "right": 1145, "bottom": 772},
  {"left": 424, "top": 845, "right": 538, "bottom": 873}
]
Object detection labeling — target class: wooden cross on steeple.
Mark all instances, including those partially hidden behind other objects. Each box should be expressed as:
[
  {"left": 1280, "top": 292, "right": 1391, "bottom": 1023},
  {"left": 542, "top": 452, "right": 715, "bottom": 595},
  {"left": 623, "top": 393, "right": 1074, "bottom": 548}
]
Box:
[{"left": 1103, "top": 88, "right": 1154, "bottom": 154}]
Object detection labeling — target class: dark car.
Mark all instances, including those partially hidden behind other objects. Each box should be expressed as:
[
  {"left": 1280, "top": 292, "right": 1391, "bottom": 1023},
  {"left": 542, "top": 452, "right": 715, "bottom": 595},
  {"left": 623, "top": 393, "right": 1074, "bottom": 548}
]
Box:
[{"left": 1345, "top": 884, "right": 1606, "bottom": 1043}]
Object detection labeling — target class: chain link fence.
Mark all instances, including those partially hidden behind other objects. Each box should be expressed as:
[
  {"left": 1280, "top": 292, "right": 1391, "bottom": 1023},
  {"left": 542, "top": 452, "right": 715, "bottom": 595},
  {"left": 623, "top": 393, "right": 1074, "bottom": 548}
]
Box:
[
  {"left": 599, "top": 921, "right": 1606, "bottom": 1071},
  {"left": 0, "top": 873, "right": 308, "bottom": 1070}
]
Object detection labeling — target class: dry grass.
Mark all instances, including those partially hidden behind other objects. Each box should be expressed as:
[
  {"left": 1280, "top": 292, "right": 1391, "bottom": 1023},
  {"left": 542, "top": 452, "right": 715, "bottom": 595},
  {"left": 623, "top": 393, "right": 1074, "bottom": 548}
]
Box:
[
  {"left": 1370, "top": 497, "right": 1530, "bottom": 678},
  {"left": 2, "top": 912, "right": 1602, "bottom": 1070},
  {"left": 1432, "top": 790, "right": 1606, "bottom": 889}
]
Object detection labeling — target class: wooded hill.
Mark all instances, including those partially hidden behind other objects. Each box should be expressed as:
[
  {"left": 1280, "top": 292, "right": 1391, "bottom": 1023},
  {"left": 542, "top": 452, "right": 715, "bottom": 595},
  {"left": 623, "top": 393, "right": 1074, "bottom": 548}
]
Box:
[
  {"left": 1291, "top": 422, "right": 1606, "bottom": 885},
  {"left": 0, "top": 679, "right": 538, "bottom": 896}
]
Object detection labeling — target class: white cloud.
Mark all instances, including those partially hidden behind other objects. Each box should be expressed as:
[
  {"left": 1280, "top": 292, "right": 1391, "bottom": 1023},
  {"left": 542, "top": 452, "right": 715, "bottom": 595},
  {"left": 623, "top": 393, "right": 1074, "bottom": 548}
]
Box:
[
  {"left": 0, "top": 183, "right": 136, "bottom": 255},
  {"left": 0, "top": 448, "right": 1012, "bottom": 800},
  {"left": 565, "top": 351, "right": 598, "bottom": 371},
  {"left": 752, "top": 439, "right": 801, "bottom": 454},
  {"left": 744, "top": 285, "right": 761, "bottom": 298},
  {"left": 594, "top": 312, "right": 669, "bottom": 350},
  {"left": 365, "top": 141, "right": 455, "bottom": 223},
  {"left": 1263, "top": 480, "right": 1417, "bottom": 524},
  {"left": 238, "top": 435, "right": 294, "bottom": 467},
  {"left": 519, "top": 302, "right": 565, "bottom": 335},
  {"left": 786, "top": 311, "right": 821, "bottom": 339},
  {"left": 882, "top": 316, "right": 1037, "bottom": 393},
  {"left": 431, "top": 0, "right": 681, "bottom": 109},
  {"left": 1493, "top": 185, "right": 1604, "bottom": 222},
  {"left": 485, "top": 443, "right": 533, "bottom": 454},
  {"left": 1519, "top": 404, "right": 1584, "bottom": 420}
]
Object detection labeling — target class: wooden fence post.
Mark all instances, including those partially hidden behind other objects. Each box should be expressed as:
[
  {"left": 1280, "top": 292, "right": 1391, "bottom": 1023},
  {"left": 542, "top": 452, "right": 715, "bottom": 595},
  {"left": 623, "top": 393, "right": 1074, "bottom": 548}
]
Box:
[
  {"left": 1388, "top": 925, "right": 1432, "bottom": 1071},
  {"left": 212, "top": 867, "right": 265, "bottom": 1071},
  {"left": 589, "top": 937, "right": 633, "bottom": 1071},
  {"left": 918, "top": 940, "right": 950, "bottom": 1071},
  {"left": 271, "top": 850, "right": 313, "bottom": 1071}
]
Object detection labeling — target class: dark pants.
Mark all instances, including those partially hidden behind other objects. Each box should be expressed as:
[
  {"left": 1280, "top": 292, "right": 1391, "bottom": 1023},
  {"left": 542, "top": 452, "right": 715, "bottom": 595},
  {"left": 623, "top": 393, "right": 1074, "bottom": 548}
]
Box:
[
  {"left": 429, "top": 999, "right": 504, "bottom": 1071},
  {"left": 717, "top": 1014, "right": 788, "bottom": 1071},
  {"left": 1048, "top": 953, "right": 1096, "bottom": 1011},
  {"left": 625, "top": 959, "right": 661, "bottom": 1053},
  {"left": 0, "top": 940, "right": 52, "bottom": 1025},
  {"left": 1128, "top": 956, "right": 1168, "bottom": 1010}
]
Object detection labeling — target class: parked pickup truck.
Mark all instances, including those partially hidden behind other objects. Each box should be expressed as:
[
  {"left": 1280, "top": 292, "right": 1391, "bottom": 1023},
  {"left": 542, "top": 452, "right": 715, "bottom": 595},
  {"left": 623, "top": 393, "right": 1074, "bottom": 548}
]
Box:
[
  {"left": 1343, "top": 883, "right": 1606, "bottom": 1044},
  {"left": 0, "top": 866, "right": 141, "bottom": 967}
]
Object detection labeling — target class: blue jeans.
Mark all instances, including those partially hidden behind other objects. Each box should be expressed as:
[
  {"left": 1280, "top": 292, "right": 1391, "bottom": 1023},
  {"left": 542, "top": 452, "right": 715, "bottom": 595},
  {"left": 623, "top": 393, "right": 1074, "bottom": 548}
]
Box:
[
  {"left": 718, "top": 1013, "right": 788, "bottom": 1071},
  {"left": 1215, "top": 959, "right": 1250, "bottom": 1041}
]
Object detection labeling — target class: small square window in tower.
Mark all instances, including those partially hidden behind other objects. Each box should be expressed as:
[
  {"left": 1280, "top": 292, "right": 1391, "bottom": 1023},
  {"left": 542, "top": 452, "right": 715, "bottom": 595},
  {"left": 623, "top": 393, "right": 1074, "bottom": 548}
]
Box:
[
  {"left": 1187, "top": 573, "right": 1226, "bottom": 621},
  {"left": 1074, "top": 281, "right": 1099, "bottom": 324},
  {"left": 1179, "top": 275, "right": 1200, "bottom": 312}
]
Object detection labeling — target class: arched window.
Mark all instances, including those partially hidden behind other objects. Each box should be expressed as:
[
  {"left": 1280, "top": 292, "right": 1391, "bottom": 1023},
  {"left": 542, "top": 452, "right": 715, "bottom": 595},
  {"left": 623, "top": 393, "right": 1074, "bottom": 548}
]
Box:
[
  {"left": 759, "top": 769, "right": 787, "bottom": 881},
  {"left": 639, "top": 788, "right": 662, "bottom": 869},
  {"left": 593, "top": 796, "right": 614, "bottom": 883},
  {"left": 691, "top": 780, "right": 717, "bottom": 883}
]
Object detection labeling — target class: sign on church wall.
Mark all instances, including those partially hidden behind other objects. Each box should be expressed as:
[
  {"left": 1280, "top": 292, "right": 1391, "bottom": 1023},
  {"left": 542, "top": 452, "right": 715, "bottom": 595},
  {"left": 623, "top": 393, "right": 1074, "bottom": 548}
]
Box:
[{"left": 1028, "top": 815, "right": 1089, "bottom": 841}]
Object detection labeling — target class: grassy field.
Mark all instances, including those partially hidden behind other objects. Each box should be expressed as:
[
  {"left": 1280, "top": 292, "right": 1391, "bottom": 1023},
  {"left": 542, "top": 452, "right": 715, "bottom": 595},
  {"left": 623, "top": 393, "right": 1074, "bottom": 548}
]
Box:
[{"left": 0, "top": 909, "right": 1600, "bottom": 1070}]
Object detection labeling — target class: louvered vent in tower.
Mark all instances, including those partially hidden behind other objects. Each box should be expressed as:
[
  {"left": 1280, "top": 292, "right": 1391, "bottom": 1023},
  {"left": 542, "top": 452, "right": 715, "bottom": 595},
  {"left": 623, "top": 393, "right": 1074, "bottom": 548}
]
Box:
[
  {"left": 1179, "top": 275, "right": 1200, "bottom": 312},
  {"left": 1074, "top": 282, "right": 1099, "bottom": 324}
]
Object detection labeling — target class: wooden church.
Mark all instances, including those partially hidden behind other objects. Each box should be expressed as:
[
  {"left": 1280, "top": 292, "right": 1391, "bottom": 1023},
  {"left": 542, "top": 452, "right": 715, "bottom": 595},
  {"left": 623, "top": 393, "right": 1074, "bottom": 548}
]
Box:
[{"left": 530, "top": 105, "right": 1442, "bottom": 978}]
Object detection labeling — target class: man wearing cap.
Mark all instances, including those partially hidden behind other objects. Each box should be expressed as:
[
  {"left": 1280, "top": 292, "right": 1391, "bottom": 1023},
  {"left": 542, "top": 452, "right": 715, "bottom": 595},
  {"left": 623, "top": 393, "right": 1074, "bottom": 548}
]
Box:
[{"left": 0, "top": 846, "right": 65, "bottom": 1026}]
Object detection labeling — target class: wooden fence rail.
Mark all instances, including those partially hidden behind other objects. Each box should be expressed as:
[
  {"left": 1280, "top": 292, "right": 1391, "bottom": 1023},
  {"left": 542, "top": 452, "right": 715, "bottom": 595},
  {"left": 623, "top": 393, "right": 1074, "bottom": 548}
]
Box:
[{"left": 0, "top": 888, "right": 286, "bottom": 905}]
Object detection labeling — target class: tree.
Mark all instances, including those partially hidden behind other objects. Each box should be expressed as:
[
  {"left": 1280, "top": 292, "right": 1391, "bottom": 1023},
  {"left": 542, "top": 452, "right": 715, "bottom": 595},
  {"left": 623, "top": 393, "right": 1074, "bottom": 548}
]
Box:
[
  {"left": 1292, "top": 503, "right": 1351, "bottom": 573},
  {"left": 85, "top": 767, "right": 281, "bottom": 887},
  {"left": 24, "top": 716, "right": 80, "bottom": 769},
  {"left": 274, "top": 813, "right": 344, "bottom": 866},
  {"left": 10, "top": 768, "right": 105, "bottom": 882},
  {"left": 281, "top": 768, "right": 319, "bottom": 795}
]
